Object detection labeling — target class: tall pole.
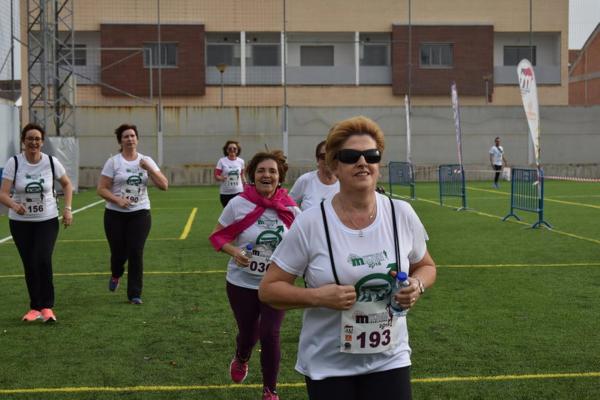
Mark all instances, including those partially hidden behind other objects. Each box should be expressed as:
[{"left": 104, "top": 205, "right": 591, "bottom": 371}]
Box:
[
  {"left": 407, "top": 0, "right": 412, "bottom": 105},
  {"left": 529, "top": 0, "right": 533, "bottom": 62},
  {"left": 282, "top": 0, "right": 288, "bottom": 156},
  {"left": 10, "top": 0, "right": 15, "bottom": 93},
  {"left": 54, "top": 0, "right": 61, "bottom": 136},
  {"left": 157, "top": 0, "right": 163, "bottom": 166}
]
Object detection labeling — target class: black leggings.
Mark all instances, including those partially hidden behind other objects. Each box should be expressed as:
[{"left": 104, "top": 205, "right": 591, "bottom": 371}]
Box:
[
  {"left": 305, "top": 366, "right": 412, "bottom": 400},
  {"left": 493, "top": 164, "right": 502, "bottom": 184},
  {"left": 10, "top": 218, "right": 59, "bottom": 310},
  {"left": 220, "top": 193, "right": 241, "bottom": 207},
  {"left": 103, "top": 209, "right": 151, "bottom": 300}
]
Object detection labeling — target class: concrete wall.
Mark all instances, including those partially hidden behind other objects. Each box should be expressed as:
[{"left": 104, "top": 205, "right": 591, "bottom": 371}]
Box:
[{"left": 72, "top": 105, "right": 600, "bottom": 186}]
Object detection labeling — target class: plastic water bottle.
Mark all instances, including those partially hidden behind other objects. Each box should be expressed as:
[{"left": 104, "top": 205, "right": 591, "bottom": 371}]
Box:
[
  {"left": 390, "top": 272, "right": 411, "bottom": 316},
  {"left": 239, "top": 243, "right": 253, "bottom": 258}
]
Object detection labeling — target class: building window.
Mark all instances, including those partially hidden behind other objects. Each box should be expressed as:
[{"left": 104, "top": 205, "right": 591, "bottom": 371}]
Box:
[
  {"left": 143, "top": 43, "right": 177, "bottom": 68},
  {"left": 58, "top": 44, "right": 86, "bottom": 66},
  {"left": 206, "top": 44, "right": 241, "bottom": 67},
  {"left": 251, "top": 45, "right": 279, "bottom": 66},
  {"left": 300, "top": 46, "right": 334, "bottom": 66},
  {"left": 361, "top": 44, "right": 388, "bottom": 66},
  {"left": 504, "top": 46, "right": 536, "bottom": 66},
  {"left": 420, "top": 43, "right": 453, "bottom": 68}
]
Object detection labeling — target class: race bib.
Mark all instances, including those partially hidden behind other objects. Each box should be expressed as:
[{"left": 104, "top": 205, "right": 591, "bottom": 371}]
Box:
[
  {"left": 340, "top": 301, "right": 399, "bottom": 354},
  {"left": 121, "top": 184, "right": 144, "bottom": 205},
  {"left": 22, "top": 192, "right": 45, "bottom": 216},
  {"left": 245, "top": 244, "right": 272, "bottom": 276}
]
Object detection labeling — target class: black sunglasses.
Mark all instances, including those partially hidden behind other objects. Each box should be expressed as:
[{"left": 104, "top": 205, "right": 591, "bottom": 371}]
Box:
[
  {"left": 335, "top": 148, "right": 381, "bottom": 164},
  {"left": 317, "top": 153, "right": 326, "bottom": 161}
]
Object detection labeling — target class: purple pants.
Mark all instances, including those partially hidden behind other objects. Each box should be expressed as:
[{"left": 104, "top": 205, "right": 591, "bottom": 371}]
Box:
[{"left": 226, "top": 281, "right": 285, "bottom": 390}]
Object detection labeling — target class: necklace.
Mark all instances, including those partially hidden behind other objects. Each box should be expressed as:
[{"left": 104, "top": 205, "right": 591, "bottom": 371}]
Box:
[{"left": 341, "top": 199, "right": 377, "bottom": 237}]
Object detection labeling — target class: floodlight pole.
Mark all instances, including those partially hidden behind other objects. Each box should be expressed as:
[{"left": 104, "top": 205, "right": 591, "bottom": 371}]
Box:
[{"left": 216, "top": 63, "right": 227, "bottom": 107}]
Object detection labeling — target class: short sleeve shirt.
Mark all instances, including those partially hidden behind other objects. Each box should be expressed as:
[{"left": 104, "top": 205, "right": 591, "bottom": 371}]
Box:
[
  {"left": 489, "top": 145, "right": 504, "bottom": 166},
  {"left": 289, "top": 170, "right": 340, "bottom": 211},
  {"left": 216, "top": 157, "right": 245, "bottom": 195}
]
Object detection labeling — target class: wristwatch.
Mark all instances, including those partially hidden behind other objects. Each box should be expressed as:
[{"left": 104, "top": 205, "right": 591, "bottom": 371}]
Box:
[{"left": 415, "top": 278, "right": 425, "bottom": 294}]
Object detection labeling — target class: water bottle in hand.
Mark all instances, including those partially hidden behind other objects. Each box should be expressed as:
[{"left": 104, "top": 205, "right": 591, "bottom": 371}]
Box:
[{"left": 390, "top": 271, "right": 411, "bottom": 316}]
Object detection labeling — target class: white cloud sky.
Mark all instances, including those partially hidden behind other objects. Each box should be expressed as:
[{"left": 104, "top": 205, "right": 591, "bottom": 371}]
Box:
[{"left": 570, "top": 0, "right": 600, "bottom": 48}]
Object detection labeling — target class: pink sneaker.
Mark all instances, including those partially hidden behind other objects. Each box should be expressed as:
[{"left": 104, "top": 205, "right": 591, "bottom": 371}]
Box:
[
  {"left": 22, "top": 309, "right": 42, "bottom": 322},
  {"left": 40, "top": 308, "right": 56, "bottom": 323},
  {"left": 263, "top": 387, "right": 279, "bottom": 400},
  {"left": 229, "top": 357, "right": 249, "bottom": 383}
]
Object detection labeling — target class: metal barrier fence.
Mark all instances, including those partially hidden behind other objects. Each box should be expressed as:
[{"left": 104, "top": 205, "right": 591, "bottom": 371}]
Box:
[
  {"left": 438, "top": 164, "right": 467, "bottom": 210},
  {"left": 503, "top": 167, "right": 551, "bottom": 229},
  {"left": 388, "top": 161, "right": 415, "bottom": 199}
]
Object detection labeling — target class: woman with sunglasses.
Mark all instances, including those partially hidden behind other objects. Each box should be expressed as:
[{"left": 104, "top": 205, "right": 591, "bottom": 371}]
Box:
[
  {"left": 259, "top": 116, "right": 437, "bottom": 400},
  {"left": 289, "top": 140, "right": 339, "bottom": 211},
  {"left": 0, "top": 123, "right": 74, "bottom": 323},
  {"left": 215, "top": 140, "right": 246, "bottom": 207}
]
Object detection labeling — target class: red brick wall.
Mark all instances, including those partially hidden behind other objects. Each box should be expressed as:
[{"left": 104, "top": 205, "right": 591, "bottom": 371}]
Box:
[
  {"left": 569, "top": 28, "right": 600, "bottom": 105},
  {"left": 101, "top": 24, "right": 205, "bottom": 96},
  {"left": 392, "top": 25, "right": 494, "bottom": 97}
]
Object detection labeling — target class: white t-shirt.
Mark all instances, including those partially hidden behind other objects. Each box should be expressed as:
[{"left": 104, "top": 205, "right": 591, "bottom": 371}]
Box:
[
  {"left": 216, "top": 156, "right": 245, "bottom": 195},
  {"left": 218, "top": 194, "right": 300, "bottom": 290},
  {"left": 100, "top": 153, "right": 159, "bottom": 212},
  {"left": 270, "top": 193, "right": 428, "bottom": 380},
  {"left": 489, "top": 145, "right": 505, "bottom": 166},
  {"left": 289, "top": 170, "right": 340, "bottom": 211},
  {"left": 2, "top": 153, "right": 66, "bottom": 222}
]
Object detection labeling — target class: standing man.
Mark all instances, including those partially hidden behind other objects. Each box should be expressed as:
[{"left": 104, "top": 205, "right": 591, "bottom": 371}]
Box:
[{"left": 489, "top": 137, "right": 507, "bottom": 189}]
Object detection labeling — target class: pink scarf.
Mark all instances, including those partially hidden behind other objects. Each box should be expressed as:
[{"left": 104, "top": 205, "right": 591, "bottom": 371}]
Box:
[{"left": 209, "top": 185, "right": 297, "bottom": 251}]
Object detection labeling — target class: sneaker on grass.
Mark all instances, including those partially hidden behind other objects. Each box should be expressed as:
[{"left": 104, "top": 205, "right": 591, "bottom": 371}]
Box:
[
  {"left": 229, "top": 357, "right": 249, "bottom": 383},
  {"left": 22, "top": 309, "right": 42, "bottom": 322}
]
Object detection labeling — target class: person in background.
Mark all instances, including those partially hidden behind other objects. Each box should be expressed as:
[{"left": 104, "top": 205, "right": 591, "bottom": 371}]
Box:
[
  {"left": 97, "top": 123, "right": 168, "bottom": 305},
  {"left": 209, "top": 150, "right": 300, "bottom": 400},
  {"left": 289, "top": 140, "right": 339, "bottom": 211},
  {"left": 215, "top": 140, "right": 246, "bottom": 207},
  {"left": 0, "top": 123, "right": 74, "bottom": 323},
  {"left": 489, "top": 136, "right": 508, "bottom": 189},
  {"left": 259, "top": 116, "right": 437, "bottom": 400}
]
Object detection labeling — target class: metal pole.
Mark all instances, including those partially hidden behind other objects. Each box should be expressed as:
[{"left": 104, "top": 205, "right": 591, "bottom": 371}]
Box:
[
  {"left": 282, "top": 0, "right": 288, "bottom": 156},
  {"left": 529, "top": 0, "right": 533, "bottom": 62},
  {"left": 10, "top": 0, "right": 15, "bottom": 93},
  {"left": 220, "top": 72, "right": 224, "bottom": 107},
  {"left": 157, "top": 0, "right": 163, "bottom": 166},
  {"left": 407, "top": 0, "right": 412, "bottom": 103},
  {"left": 54, "top": 0, "right": 61, "bottom": 136}
]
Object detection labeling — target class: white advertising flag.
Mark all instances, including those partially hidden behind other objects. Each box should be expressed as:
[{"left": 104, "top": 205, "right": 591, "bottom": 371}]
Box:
[
  {"left": 405, "top": 95, "right": 412, "bottom": 164},
  {"left": 450, "top": 82, "right": 464, "bottom": 167},
  {"left": 517, "top": 59, "right": 541, "bottom": 166}
]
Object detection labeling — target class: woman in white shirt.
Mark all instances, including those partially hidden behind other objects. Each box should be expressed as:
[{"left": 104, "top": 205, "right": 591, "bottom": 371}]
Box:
[
  {"left": 259, "top": 116, "right": 437, "bottom": 400},
  {"left": 97, "top": 124, "right": 168, "bottom": 305},
  {"left": 215, "top": 140, "right": 246, "bottom": 207},
  {"left": 289, "top": 140, "right": 339, "bottom": 211},
  {"left": 0, "top": 123, "right": 73, "bottom": 323},
  {"left": 209, "top": 150, "right": 299, "bottom": 400}
]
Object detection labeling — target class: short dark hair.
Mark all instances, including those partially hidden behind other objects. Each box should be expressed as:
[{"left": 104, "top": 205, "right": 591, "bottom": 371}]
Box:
[
  {"left": 222, "top": 140, "right": 242, "bottom": 157},
  {"left": 246, "top": 150, "right": 288, "bottom": 185},
  {"left": 315, "top": 140, "right": 327, "bottom": 160},
  {"left": 21, "top": 123, "right": 45, "bottom": 142},
  {"left": 114, "top": 124, "right": 138, "bottom": 151}
]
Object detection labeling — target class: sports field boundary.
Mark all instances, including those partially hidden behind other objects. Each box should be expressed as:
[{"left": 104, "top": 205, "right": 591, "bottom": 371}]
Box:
[{"left": 1, "top": 371, "right": 598, "bottom": 395}]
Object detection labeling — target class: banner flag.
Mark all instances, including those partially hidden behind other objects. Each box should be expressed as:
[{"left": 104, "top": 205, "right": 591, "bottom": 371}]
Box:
[
  {"left": 450, "top": 82, "right": 464, "bottom": 168},
  {"left": 517, "top": 59, "right": 541, "bottom": 167},
  {"left": 405, "top": 94, "right": 412, "bottom": 164}
]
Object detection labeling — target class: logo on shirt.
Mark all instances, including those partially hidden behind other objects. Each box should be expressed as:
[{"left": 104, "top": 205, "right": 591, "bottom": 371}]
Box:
[
  {"left": 347, "top": 250, "right": 389, "bottom": 269},
  {"left": 257, "top": 216, "right": 279, "bottom": 229},
  {"left": 255, "top": 225, "right": 284, "bottom": 252},
  {"left": 126, "top": 174, "right": 143, "bottom": 186}
]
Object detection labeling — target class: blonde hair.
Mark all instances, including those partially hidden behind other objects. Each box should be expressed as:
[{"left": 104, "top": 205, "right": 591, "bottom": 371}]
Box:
[{"left": 325, "top": 116, "right": 385, "bottom": 169}]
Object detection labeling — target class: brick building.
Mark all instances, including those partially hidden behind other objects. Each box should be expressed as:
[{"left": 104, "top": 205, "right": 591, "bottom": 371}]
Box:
[{"left": 569, "top": 23, "right": 600, "bottom": 105}]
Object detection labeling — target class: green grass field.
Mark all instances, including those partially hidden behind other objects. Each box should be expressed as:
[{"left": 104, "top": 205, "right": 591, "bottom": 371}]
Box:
[{"left": 1, "top": 181, "right": 599, "bottom": 400}]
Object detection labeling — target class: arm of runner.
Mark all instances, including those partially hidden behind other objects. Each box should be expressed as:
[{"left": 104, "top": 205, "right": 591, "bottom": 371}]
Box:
[
  {"left": 97, "top": 175, "right": 130, "bottom": 209},
  {"left": 259, "top": 262, "right": 356, "bottom": 311},
  {"left": 58, "top": 174, "right": 74, "bottom": 227},
  {"left": 0, "top": 178, "right": 25, "bottom": 215}
]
